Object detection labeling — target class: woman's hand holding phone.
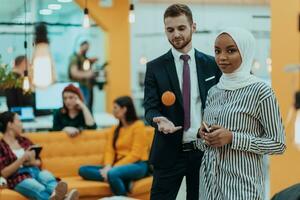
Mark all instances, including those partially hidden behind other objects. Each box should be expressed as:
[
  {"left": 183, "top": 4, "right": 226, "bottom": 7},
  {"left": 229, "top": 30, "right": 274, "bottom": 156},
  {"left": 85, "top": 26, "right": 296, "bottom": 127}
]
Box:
[
  {"left": 197, "top": 121, "right": 211, "bottom": 140},
  {"left": 201, "top": 124, "right": 233, "bottom": 148}
]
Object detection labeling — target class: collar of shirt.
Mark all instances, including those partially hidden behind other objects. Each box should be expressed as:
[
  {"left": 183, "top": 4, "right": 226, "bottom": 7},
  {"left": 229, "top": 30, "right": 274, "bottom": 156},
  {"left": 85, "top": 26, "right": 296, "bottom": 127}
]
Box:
[{"left": 171, "top": 47, "right": 195, "bottom": 64}]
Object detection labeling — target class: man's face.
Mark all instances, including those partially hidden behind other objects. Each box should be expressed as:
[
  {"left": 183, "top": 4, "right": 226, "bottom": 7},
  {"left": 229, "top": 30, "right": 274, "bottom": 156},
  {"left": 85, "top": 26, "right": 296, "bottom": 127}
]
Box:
[
  {"left": 164, "top": 14, "right": 195, "bottom": 51},
  {"left": 80, "top": 43, "right": 89, "bottom": 55},
  {"left": 15, "top": 59, "right": 27, "bottom": 72}
]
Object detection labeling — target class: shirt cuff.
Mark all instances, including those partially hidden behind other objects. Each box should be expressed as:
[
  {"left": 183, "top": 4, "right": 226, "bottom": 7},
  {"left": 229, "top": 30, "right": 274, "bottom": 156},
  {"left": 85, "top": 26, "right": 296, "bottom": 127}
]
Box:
[
  {"left": 231, "top": 132, "right": 251, "bottom": 151},
  {"left": 196, "top": 138, "right": 207, "bottom": 151}
]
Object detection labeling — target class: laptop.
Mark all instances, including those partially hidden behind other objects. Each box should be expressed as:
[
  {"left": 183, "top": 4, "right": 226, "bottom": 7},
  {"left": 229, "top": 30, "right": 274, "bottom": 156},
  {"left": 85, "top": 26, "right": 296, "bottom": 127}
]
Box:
[{"left": 10, "top": 107, "right": 35, "bottom": 121}]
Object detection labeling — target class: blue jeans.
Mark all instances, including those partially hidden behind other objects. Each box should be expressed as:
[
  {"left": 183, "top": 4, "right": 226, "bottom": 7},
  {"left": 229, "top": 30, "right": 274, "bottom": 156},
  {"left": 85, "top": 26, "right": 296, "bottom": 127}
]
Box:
[
  {"left": 78, "top": 161, "right": 148, "bottom": 195},
  {"left": 14, "top": 167, "right": 57, "bottom": 200},
  {"left": 80, "top": 84, "right": 93, "bottom": 111}
]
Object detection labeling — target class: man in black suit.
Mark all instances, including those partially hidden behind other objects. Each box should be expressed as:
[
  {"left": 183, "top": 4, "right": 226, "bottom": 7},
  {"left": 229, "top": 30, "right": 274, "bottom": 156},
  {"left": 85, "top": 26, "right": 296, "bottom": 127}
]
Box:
[{"left": 144, "top": 4, "right": 222, "bottom": 200}]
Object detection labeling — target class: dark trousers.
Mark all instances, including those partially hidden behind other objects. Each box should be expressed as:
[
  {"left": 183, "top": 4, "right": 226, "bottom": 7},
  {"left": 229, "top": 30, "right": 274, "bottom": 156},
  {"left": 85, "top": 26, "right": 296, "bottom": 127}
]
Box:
[{"left": 150, "top": 150, "right": 203, "bottom": 200}]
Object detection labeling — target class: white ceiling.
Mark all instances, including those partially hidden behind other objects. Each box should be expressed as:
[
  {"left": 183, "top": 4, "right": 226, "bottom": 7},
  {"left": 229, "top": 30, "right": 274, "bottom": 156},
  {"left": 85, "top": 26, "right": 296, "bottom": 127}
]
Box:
[
  {"left": 0, "top": 0, "right": 80, "bottom": 23},
  {"left": 139, "top": 0, "right": 269, "bottom": 5},
  {"left": 0, "top": 0, "right": 269, "bottom": 23}
]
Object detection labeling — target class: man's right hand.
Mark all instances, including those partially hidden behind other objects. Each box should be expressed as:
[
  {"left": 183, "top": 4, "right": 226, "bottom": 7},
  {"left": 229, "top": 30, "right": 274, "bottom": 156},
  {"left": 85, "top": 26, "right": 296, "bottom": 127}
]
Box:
[{"left": 153, "top": 117, "right": 182, "bottom": 134}]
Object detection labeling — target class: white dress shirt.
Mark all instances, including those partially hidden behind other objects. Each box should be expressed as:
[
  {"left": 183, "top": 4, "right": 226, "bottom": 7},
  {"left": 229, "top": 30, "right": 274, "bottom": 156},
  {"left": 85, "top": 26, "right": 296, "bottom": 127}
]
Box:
[{"left": 171, "top": 47, "right": 202, "bottom": 143}]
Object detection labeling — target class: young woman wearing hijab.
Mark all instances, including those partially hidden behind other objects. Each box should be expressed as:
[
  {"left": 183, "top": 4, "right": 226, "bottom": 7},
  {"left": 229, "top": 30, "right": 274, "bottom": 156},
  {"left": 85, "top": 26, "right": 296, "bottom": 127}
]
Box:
[
  {"left": 52, "top": 84, "right": 96, "bottom": 137},
  {"left": 197, "top": 27, "right": 286, "bottom": 200}
]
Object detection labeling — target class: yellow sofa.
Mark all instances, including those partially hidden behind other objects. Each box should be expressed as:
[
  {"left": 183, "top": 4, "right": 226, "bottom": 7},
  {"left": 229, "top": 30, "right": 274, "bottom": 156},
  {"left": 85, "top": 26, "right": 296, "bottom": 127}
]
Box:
[{"left": 0, "top": 128, "right": 154, "bottom": 200}]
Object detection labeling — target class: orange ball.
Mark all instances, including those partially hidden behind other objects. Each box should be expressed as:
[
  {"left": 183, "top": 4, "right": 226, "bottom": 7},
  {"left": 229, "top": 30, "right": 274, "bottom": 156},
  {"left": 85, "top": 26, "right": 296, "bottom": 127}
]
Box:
[{"left": 161, "top": 91, "right": 176, "bottom": 106}]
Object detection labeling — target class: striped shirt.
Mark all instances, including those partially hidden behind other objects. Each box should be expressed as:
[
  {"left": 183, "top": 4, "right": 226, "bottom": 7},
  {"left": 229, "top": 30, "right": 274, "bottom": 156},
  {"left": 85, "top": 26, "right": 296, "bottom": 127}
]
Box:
[{"left": 196, "top": 82, "right": 286, "bottom": 200}]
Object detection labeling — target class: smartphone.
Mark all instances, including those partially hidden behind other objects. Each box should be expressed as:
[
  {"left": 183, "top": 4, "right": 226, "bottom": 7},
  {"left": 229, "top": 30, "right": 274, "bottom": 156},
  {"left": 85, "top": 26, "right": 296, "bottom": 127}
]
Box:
[
  {"left": 202, "top": 121, "right": 211, "bottom": 133},
  {"left": 29, "top": 145, "right": 43, "bottom": 159}
]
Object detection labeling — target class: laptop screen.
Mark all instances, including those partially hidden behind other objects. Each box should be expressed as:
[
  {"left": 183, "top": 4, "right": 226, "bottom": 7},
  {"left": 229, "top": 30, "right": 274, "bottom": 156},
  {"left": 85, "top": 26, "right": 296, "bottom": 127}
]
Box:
[
  {"left": 35, "top": 82, "right": 79, "bottom": 110},
  {"left": 10, "top": 107, "right": 35, "bottom": 121}
]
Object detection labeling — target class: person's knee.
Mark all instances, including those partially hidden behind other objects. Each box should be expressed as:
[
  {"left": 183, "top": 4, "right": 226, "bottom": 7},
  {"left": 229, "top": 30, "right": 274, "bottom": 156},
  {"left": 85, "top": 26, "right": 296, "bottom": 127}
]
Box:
[
  {"left": 78, "top": 166, "right": 88, "bottom": 177},
  {"left": 107, "top": 168, "right": 121, "bottom": 181},
  {"left": 38, "top": 170, "right": 55, "bottom": 181},
  {"left": 15, "top": 179, "right": 49, "bottom": 200}
]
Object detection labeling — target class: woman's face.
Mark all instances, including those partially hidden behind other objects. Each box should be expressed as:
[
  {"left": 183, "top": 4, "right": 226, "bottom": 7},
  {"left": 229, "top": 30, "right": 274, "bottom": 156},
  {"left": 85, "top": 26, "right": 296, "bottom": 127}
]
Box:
[
  {"left": 8, "top": 114, "right": 23, "bottom": 136},
  {"left": 214, "top": 33, "right": 242, "bottom": 74},
  {"left": 112, "top": 103, "right": 127, "bottom": 120},
  {"left": 63, "top": 92, "right": 79, "bottom": 110}
]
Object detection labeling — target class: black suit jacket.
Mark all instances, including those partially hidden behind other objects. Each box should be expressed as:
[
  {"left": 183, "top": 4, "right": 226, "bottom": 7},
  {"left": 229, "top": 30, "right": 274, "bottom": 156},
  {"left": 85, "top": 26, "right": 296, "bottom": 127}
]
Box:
[{"left": 144, "top": 49, "right": 222, "bottom": 168}]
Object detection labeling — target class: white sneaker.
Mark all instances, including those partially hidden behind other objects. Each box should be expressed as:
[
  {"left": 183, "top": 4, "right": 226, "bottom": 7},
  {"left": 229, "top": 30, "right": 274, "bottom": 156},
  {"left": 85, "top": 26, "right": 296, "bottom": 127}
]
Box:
[
  {"left": 64, "top": 189, "right": 79, "bottom": 200},
  {"left": 50, "top": 181, "right": 68, "bottom": 200}
]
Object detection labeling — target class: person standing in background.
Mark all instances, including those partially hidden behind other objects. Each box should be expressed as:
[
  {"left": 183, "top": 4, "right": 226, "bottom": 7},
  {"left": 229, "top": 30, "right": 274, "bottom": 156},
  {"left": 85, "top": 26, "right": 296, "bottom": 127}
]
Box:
[
  {"left": 5, "top": 55, "right": 34, "bottom": 110},
  {"left": 68, "top": 41, "right": 98, "bottom": 111}
]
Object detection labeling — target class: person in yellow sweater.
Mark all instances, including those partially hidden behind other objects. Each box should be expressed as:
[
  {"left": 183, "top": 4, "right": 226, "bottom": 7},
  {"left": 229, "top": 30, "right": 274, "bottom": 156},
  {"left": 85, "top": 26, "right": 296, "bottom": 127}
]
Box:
[{"left": 78, "top": 96, "right": 149, "bottom": 196}]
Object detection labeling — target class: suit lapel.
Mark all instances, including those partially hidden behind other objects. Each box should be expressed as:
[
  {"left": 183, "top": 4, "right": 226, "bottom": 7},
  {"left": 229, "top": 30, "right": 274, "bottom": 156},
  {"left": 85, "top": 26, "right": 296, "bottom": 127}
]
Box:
[
  {"left": 164, "top": 50, "right": 183, "bottom": 107},
  {"left": 195, "top": 50, "right": 207, "bottom": 105}
]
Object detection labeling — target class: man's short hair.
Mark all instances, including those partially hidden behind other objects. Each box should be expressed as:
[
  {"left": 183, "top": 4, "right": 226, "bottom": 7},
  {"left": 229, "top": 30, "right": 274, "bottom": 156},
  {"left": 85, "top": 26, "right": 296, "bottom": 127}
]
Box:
[
  {"left": 164, "top": 4, "right": 193, "bottom": 25},
  {"left": 14, "top": 55, "right": 26, "bottom": 66},
  {"left": 80, "top": 41, "right": 89, "bottom": 46}
]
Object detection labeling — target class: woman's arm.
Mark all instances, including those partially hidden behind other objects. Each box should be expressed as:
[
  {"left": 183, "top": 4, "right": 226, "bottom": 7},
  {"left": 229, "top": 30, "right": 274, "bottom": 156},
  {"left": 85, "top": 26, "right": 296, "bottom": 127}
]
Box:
[
  {"left": 76, "top": 99, "right": 96, "bottom": 128},
  {"left": 103, "top": 127, "right": 116, "bottom": 166},
  {"left": 231, "top": 94, "right": 286, "bottom": 155},
  {"left": 196, "top": 127, "right": 209, "bottom": 151},
  {"left": 0, "top": 151, "right": 31, "bottom": 178}
]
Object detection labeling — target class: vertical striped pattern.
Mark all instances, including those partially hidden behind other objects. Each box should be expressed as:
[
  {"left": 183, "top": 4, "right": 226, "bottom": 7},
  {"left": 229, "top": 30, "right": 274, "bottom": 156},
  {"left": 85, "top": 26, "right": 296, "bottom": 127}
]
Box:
[{"left": 197, "top": 82, "right": 286, "bottom": 200}]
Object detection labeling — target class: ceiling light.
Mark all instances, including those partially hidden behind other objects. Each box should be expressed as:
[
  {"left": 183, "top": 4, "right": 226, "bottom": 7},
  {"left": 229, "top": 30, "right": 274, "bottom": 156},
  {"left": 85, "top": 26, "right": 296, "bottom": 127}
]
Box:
[
  {"left": 48, "top": 4, "right": 62, "bottom": 10},
  {"left": 82, "top": 0, "right": 90, "bottom": 29},
  {"left": 129, "top": 4, "right": 135, "bottom": 23},
  {"left": 57, "top": 0, "right": 72, "bottom": 3},
  {"left": 39, "top": 9, "right": 53, "bottom": 15},
  {"left": 32, "top": 23, "right": 56, "bottom": 88}
]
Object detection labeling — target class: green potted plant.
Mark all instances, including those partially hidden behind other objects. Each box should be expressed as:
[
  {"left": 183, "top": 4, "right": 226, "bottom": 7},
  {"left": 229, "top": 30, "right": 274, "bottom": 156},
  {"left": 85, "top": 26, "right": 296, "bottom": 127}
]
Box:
[{"left": 0, "top": 58, "right": 23, "bottom": 90}]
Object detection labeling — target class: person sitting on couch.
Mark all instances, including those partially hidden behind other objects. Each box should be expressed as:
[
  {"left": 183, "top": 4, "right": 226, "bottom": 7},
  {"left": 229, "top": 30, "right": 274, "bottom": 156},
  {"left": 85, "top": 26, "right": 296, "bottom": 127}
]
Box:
[
  {"left": 0, "top": 111, "right": 78, "bottom": 200},
  {"left": 78, "top": 96, "right": 149, "bottom": 196},
  {"left": 52, "top": 84, "right": 96, "bottom": 137}
]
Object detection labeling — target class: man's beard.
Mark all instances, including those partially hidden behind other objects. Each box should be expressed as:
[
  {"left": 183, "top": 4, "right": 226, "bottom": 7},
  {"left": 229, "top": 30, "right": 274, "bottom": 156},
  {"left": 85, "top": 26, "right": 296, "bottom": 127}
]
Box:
[{"left": 169, "top": 33, "right": 192, "bottom": 51}]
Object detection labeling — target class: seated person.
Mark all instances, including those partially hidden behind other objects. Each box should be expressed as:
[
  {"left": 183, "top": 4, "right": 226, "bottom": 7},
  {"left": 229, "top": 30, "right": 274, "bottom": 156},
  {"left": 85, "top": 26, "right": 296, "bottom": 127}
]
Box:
[
  {"left": 52, "top": 84, "right": 96, "bottom": 137},
  {"left": 78, "top": 96, "right": 149, "bottom": 196},
  {"left": 0, "top": 111, "right": 78, "bottom": 200},
  {"left": 5, "top": 55, "right": 34, "bottom": 110}
]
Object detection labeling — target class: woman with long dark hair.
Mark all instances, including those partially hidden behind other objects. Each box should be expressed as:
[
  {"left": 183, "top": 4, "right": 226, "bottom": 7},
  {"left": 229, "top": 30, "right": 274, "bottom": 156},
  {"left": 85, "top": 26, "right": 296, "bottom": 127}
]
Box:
[
  {"left": 78, "top": 96, "right": 149, "bottom": 196},
  {"left": 0, "top": 111, "right": 78, "bottom": 200}
]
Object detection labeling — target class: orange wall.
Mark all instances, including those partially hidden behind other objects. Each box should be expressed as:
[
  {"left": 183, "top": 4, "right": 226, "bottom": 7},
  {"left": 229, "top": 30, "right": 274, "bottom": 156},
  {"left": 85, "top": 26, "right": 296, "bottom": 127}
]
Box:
[
  {"left": 270, "top": 0, "right": 300, "bottom": 195},
  {"left": 75, "top": 0, "right": 131, "bottom": 112}
]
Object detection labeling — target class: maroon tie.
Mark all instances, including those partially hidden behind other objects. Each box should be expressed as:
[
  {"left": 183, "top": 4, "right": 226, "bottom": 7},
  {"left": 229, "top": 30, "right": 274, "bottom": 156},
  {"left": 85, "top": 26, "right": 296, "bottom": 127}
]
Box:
[{"left": 180, "top": 54, "right": 191, "bottom": 131}]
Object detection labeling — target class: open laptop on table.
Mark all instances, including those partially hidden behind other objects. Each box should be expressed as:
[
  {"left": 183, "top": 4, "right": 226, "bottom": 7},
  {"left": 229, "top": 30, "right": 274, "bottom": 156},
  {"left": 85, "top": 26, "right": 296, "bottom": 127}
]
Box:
[{"left": 10, "top": 106, "right": 35, "bottom": 122}]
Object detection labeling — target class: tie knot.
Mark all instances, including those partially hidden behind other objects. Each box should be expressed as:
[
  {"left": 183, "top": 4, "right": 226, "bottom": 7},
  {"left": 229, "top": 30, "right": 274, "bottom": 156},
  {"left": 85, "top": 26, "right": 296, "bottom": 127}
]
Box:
[{"left": 180, "top": 54, "right": 190, "bottom": 62}]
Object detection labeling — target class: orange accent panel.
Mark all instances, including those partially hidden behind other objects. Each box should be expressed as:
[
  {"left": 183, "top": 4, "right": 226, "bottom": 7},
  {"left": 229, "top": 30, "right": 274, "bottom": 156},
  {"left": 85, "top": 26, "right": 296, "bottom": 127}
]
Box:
[{"left": 270, "top": 0, "right": 300, "bottom": 196}]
